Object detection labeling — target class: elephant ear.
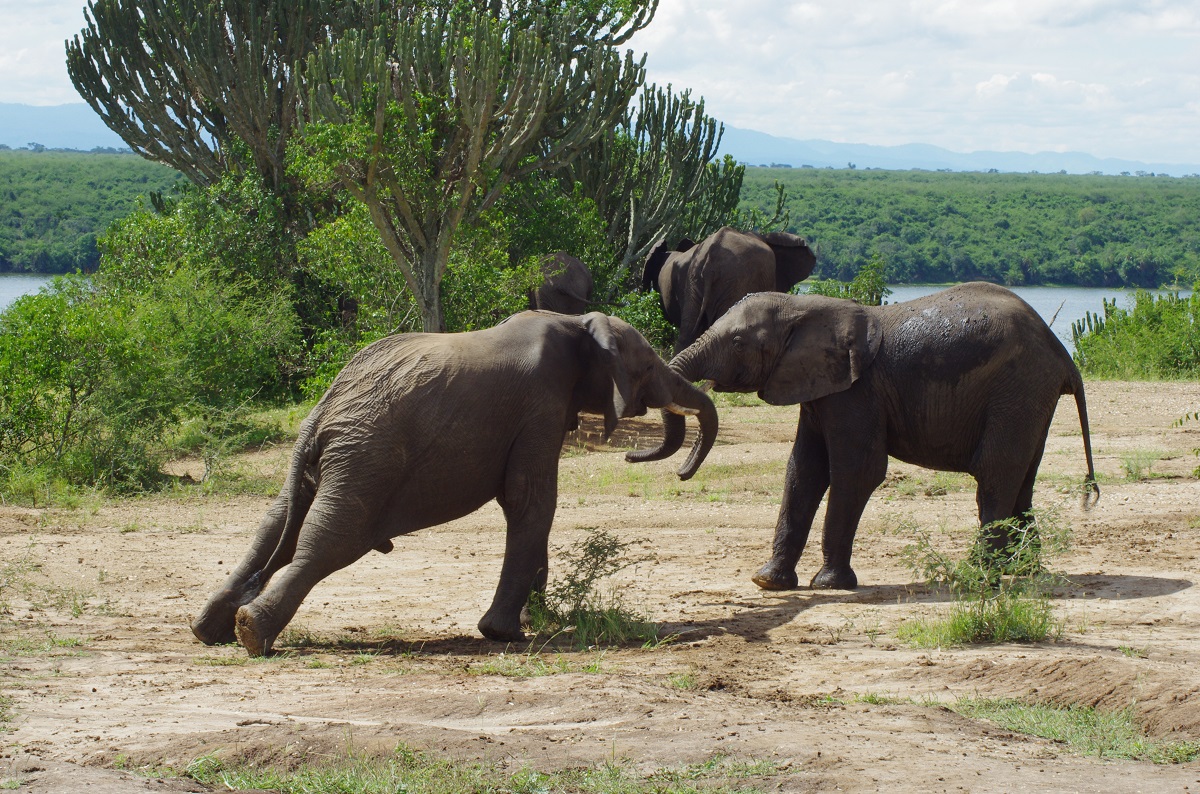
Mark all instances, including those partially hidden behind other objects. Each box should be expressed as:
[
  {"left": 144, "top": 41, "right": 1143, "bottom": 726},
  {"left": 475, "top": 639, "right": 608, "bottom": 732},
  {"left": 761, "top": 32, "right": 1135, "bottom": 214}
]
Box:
[
  {"left": 583, "top": 312, "right": 632, "bottom": 440},
  {"left": 641, "top": 241, "right": 671, "bottom": 292},
  {"left": 760, "top": 299, "right": 882, "bottom": 405},
  {"left": 675, "top": 237, "right": 696, "bottom": 253},
  {"left": 757, "top": 231, "right": 817, "bottom": 293}
]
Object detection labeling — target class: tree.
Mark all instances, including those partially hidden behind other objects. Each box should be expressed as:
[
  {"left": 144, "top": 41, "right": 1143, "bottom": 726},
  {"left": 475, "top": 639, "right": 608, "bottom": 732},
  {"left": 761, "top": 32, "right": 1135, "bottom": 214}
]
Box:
[
  {"left": 293, "top": 6, "right": 644, "bottom": 331},
  {"left": 66, "top": 0, "right": 356, "bottom": 192},
  {"left": 567, "top": 85, "right": 743, "bottom": 298}
]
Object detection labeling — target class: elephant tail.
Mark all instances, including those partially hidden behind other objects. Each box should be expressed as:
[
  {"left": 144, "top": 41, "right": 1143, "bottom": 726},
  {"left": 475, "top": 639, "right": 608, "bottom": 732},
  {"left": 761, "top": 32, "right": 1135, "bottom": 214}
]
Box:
[
  {"left": 1068, "top": 367, "right": 1100, "bottom": 509},
  {"left": 256, "top": 404, "right": 324, "bottom": 584}
]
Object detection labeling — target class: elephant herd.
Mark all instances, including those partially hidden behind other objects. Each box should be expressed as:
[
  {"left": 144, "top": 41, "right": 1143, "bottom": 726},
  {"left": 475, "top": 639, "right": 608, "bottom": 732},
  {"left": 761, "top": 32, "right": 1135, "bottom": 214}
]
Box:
[{"left": 193, "top": 228, "right": 1099, "bottom": 657}]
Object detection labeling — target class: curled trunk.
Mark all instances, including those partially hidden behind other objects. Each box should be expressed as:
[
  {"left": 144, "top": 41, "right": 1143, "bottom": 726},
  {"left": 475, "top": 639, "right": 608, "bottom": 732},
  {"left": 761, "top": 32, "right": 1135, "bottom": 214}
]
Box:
[{"left": 624, "top": 368, "right": 717, "bottom": 480}]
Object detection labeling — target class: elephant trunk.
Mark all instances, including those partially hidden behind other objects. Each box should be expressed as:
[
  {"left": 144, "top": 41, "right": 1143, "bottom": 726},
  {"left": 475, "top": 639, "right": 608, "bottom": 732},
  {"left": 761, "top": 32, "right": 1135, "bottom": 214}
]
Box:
[{"left": 624, "top": 369, "right": 718, "bottom": 480}]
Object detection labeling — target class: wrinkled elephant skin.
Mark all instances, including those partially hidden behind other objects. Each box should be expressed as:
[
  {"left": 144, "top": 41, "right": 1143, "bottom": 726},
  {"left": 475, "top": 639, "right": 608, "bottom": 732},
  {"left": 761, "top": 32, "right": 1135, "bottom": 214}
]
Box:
[
  {"left": 191, "top": 312, "right": 716, "bottom": 656},
  {"left": 643, "top": 226, "right": 816, "bottom": 354},
  {"left": 670, "top": 283, "right": 1098, "bottom": 591}
]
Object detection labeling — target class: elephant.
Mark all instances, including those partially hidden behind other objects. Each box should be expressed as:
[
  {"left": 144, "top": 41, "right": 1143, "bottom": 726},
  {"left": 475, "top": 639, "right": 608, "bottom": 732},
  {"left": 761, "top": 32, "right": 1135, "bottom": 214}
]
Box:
[
  {"left": 528, "top": 252, "right": 593, "bottom": 315},
  {"left": 191, "top": 311, "right": 717, "bottom": 656},
  {"left": 642, "top": 226, "right": 817, "bottom": 354},
  {"left": 666, "top": 282, "right": 1099, "bottom": 591}
]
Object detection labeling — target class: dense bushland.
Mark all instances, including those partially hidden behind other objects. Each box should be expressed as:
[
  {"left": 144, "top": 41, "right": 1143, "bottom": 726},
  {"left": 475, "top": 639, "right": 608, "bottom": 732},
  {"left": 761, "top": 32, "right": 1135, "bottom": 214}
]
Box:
[
  {"left": 1072, "top": 289, "right": 1200, "bottom": 379},
  {"left": 0, "top": 149, "right": 181, "bottom": 273},
  {"left": 741, "top": 168, "right": 1200, "bottom": 288}
]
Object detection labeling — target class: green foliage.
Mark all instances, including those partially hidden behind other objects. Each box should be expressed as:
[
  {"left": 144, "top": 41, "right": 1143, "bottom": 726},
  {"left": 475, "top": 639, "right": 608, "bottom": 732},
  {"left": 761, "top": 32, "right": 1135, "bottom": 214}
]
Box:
[
  {"left": 949, "top": 698, "right": 1200, "bottom": 763},
  {"left": 527, "top": 528, "right": 662, "bottom": 648},
  {"left": 740, "top": 168, "right": 1200, "bottom": 288},
  {"left": 1071, "top": 287, "right": 1200, "bottom": 379},
  {"left": 0, "top": 178, "right": 303, "bottom": 494},
  {"left": 608, "top": 289, "right": 677, "bottom": 353},
  {"left": 897, "top": 511, "right": 1070, "bottom": 647},
  {"left": 802, "top": 252, "right": 892, "bottom": 305},
  {"left": 0, "top": 150, "right": 181, "bottom": 273}
]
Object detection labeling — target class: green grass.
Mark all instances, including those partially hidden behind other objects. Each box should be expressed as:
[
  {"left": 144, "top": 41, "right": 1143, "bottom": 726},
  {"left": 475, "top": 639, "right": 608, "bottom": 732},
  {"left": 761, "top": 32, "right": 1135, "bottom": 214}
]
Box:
[
  {"left": 182, "top": 746, "right": 783, "bottom": 793},
  {"left": 896, "top": 511, "right": 1070, "bottom": 647},
  {"left": 948, "top": 698, "right": 1200, "bottom": 764},
  {"left": 1119, "top": 449, "right": 1167, "bottom": 480},
  {"left": 897, "top": 592, "right": 1062, "bottom": 648}
]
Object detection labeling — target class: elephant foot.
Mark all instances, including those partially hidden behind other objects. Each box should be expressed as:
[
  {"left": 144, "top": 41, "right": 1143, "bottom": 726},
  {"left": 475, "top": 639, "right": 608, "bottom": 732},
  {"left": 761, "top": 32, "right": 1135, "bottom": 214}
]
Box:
[
  {"left": 810, "top": 565, "right": 858, "bottom": 590},
  {"left": 234, "top": 604, "right": 276, "bottom": 657},
  {"left": 478, "top": 610, "right": 525, "bottom": 643},
  {"left": 192, "top": 574, "right": 265, "bottom": 645},
  {"left": 191, "top": 604, "right": 237, "bottom": 646},
  {"left": 751, "top": 562, "right": 799, "bottom": 591}
]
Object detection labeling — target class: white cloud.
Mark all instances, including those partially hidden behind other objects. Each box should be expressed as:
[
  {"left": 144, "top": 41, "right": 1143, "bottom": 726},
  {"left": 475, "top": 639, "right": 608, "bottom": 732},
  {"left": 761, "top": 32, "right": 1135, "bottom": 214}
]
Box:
[
  {"left": 0, "top": 0, "right": 1197, "bottom": 164},
  {"left": 626, "top": 0, "right": 1200, "bottom": 163}
]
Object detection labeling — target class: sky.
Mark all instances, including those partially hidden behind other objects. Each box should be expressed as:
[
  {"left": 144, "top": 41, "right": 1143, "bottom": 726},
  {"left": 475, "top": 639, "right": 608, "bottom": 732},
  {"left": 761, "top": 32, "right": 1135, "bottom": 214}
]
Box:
[{"left": 2, "top": 0, "right": 1198, "bottom": 165}]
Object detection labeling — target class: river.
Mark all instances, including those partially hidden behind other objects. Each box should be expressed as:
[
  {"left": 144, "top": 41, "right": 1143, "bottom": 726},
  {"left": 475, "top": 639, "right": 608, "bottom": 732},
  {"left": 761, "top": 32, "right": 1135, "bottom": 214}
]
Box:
[{"left": 0, "top": 275, "right": 1188, "bottom": 352}]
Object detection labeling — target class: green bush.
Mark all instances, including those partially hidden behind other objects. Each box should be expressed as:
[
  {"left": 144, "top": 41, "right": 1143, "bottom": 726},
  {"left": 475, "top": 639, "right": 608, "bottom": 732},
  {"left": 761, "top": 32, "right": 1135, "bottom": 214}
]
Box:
[
  {"left": 609, "top": 290, "right": 677, "bottom": 354},
  {"left": 896, "top": 511, "right": 1070, "bottom": 647},
  {"left": 1072, "top": 287, "right": 1200, "bottom": 378},
  {"left": 801, "top": 252, "right": 892, "bottom": 306},
  {"left": 0, "top": 276, "right": 176, "bottom": 491}
]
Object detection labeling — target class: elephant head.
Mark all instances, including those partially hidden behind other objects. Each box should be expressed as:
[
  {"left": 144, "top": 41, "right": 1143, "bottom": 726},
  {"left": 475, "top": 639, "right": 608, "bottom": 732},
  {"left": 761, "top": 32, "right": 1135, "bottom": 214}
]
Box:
[
  {"left": 641, "top": 227, "right": 817, "bottom": 355},
  {"left": 669, "top": 292, "right": 882, "bottom": 406},
  {"left": 583, "top": 313, "right": 718, "bottom": 480},
  {"left": 529, "top": 252, "right": 594, "bottom": 315}
]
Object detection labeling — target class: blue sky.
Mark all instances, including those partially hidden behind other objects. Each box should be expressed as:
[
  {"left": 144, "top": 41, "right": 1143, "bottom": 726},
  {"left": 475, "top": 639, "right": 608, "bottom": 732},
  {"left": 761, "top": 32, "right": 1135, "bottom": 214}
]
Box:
[{"left": 3, "top": 0, "right": 1198, "bottom": 164}]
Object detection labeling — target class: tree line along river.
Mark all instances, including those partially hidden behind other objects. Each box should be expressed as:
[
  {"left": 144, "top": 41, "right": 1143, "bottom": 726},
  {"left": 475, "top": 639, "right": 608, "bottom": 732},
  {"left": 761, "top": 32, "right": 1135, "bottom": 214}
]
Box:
[{"left": 1, "top": 273, "right": 1188, "bottom": 353}]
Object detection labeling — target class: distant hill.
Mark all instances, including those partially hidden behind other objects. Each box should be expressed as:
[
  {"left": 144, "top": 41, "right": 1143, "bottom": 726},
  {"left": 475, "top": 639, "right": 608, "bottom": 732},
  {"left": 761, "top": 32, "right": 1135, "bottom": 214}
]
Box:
[
  {"left": 719, "top": 125, "right": 1200, "bottom": 178},
  {"left": 0, "top": 102, "right": 127, "bottom": 151},
  {"left": 6, "top": 103, "right": 1200, "bottom": 177}
]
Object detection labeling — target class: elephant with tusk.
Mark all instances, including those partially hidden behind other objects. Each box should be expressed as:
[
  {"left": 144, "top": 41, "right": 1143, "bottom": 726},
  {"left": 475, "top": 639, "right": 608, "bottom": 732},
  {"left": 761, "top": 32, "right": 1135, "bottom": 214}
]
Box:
[{"left": 191, "top": 310, "right": 717, "bottom": 656}]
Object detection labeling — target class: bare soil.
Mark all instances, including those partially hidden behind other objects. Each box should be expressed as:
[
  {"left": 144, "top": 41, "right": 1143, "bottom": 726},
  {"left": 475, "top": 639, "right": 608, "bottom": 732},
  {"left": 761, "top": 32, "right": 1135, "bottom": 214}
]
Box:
[{"left": 3, "top": 381, "right": 1200, "bottom": 792}]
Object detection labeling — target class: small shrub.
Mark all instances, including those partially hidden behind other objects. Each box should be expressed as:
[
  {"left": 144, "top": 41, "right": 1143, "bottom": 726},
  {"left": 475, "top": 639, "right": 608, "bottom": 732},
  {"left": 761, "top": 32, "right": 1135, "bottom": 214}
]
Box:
[
  {"left": 801, "top": 252, "right": 892, "bottom": 306},
  {"left": 526, "top": 528, "right": 662, "bottom": 648},
  {"left": 1072, "top": 287, "right": 1200, "bottom": 379},
  {"left": 897, "top": 511, "right": 1070, "bottom": 647}
]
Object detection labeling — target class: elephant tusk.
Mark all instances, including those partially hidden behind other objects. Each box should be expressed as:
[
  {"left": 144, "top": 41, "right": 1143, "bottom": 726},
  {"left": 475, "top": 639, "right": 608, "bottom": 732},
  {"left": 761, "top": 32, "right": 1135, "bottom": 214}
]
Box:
[
  {"left": 665, "top": 403, "right": 700, "bottom": 417},
  {"left": 699, "top": 380, "right": 715, "bottom": 393}
]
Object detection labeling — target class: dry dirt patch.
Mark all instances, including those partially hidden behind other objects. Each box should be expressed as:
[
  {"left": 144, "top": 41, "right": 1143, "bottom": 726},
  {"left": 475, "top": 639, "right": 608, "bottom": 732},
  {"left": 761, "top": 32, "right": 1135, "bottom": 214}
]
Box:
[{"left": 2, "top": 380, "right": 1199, "bottom": 792}]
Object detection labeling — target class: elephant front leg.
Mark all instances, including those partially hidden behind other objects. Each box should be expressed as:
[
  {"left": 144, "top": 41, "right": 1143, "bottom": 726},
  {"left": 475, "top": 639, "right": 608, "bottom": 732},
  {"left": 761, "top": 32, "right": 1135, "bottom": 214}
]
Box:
[
  {"left": 479, "top": 467, "right": 556, "bottom": 642},
  {"left": 753, "top": 417, "right": 830, "bottom": 590},
  {"left": 191, "top": 494, "right": 289, "bottom": 645},
  {"left": 811, "top": 442, "right": 888, "bottom": 591}
]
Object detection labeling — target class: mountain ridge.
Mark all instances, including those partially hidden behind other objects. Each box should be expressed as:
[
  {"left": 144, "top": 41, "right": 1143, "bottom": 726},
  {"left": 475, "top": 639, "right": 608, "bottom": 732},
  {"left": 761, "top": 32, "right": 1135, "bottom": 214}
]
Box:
[{"left": 4, "top": 102, "right": 1197, "bottom": 177}]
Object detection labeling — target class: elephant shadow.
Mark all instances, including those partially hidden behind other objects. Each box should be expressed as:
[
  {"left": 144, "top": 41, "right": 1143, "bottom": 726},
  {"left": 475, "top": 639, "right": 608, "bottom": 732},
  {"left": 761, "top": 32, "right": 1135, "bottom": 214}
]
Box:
[{"left": 660, "top": 575, "right": 1193, "bottom": 644}]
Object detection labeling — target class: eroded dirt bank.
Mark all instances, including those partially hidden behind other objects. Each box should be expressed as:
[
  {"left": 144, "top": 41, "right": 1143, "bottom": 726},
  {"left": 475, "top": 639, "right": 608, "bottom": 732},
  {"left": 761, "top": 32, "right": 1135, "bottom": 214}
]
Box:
[{"left": 2, "top": 381, "right": 1199, "bottom": 792}]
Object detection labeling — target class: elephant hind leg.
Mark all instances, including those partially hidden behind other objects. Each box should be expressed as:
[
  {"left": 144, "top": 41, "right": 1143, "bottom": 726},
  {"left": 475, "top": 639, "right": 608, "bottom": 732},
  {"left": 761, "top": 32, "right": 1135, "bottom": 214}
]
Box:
[
  {"left": 974, "top": 419, "right": 1050, "bottom": 565},
  {"left": 234, "top": 495, "right": 377, "bottom": 656}
]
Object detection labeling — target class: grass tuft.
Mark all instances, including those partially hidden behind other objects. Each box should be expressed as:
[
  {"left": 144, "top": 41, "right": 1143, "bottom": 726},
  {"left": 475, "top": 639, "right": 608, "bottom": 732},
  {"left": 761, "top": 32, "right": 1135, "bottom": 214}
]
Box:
[
  {"left": 896, "top": 510, "right": 1069, "bottom": 647},
  {"left": 949, "top": 698, "right": 1200, "bottom": 764}
]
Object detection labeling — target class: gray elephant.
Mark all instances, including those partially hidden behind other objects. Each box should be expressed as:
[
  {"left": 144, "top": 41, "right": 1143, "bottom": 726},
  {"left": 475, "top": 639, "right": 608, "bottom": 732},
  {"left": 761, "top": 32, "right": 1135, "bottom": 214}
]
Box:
[
  {"left": 665, "top": 282, "right": 1098, "bottom": 591},
  {"left": 642, "top": 226, "right": 817, "bottom": 354},
  {"left": 528, "top": 252, "right": 593, "bottom": 315},
  {"left": 191, "top": 311, "right": 717, "bottom": 656}
]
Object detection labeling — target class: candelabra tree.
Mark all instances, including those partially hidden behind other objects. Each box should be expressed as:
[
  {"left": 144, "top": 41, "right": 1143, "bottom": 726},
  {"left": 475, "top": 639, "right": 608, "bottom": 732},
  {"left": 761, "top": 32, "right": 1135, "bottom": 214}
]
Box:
[
  {"left": 567, "top": 85, "right": 745, "bottom": 299},
  {"left": 293, "top": 6, "right": 644, "bottom": 331}
]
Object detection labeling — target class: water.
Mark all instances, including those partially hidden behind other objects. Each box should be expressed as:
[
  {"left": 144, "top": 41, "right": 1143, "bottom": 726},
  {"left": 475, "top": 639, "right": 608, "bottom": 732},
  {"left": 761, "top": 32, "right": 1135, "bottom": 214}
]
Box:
[
  {"left": 0, "top": 274, "right": 53, "bottom": 311},
  {"left": 0, "top": 276, "right": 1187, "bottom": 353},
  {"left": 884, "top": 284, "right": 1192, "bottom": 352}
]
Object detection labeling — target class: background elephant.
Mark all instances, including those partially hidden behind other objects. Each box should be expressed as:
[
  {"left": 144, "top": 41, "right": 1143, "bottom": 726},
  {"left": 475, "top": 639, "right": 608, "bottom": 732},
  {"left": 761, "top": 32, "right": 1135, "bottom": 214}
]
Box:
[
  {"left": 642, "top": 226, "right": 817, "bottom": 354},
  {"left": 192, "top": 311, "right": 717, "bottom": 656},
  {"left": 528, "top": 252, "right": 593, "bottom": 314},
  {"left": 668, "top": 282, "right": 1098, "bottom": 591}
]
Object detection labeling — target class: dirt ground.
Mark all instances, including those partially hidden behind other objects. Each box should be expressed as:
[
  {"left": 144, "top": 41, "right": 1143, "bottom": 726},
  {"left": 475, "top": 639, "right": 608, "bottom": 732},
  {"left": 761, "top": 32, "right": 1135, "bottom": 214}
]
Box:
[{"left": 2, "top": 380, "right": 1199, "bottom": 792}]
